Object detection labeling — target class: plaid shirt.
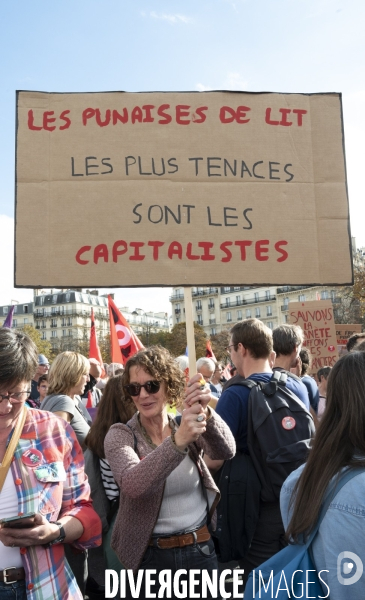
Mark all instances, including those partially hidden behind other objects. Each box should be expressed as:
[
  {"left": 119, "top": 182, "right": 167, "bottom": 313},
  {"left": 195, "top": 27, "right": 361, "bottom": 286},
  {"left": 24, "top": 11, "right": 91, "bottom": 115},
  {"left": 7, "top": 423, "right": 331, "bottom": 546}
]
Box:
[{"left": 6, "top": 407, "right": 102, "bottom": 599}]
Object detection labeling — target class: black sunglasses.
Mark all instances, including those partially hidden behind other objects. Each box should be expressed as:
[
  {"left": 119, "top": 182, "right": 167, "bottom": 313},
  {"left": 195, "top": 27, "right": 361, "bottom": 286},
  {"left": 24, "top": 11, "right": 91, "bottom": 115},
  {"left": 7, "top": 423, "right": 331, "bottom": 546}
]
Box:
[{"left": 124, "top": 380, "right": 161, "bottom": 397}]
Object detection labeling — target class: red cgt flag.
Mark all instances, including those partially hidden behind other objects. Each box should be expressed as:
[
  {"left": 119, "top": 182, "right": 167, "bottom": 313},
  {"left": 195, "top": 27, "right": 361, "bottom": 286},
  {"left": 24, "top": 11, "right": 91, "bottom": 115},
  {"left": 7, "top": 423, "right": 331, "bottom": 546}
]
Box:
[
  {"left": 89, "top": 308, "right": 105, "bottom": 378},
  {"left": 205, "top": 340, "right": 217, "bottom": 362},
  {"left": 108, "top": 296, "right": 144, "bottom": 365}
]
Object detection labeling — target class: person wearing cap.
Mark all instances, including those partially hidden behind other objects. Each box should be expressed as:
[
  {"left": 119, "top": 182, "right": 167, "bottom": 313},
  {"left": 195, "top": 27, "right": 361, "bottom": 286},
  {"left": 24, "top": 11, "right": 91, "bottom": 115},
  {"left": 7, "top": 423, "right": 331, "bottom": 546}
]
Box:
[{"left": 29, "top": 355, "right": 50, "bottom": 403}]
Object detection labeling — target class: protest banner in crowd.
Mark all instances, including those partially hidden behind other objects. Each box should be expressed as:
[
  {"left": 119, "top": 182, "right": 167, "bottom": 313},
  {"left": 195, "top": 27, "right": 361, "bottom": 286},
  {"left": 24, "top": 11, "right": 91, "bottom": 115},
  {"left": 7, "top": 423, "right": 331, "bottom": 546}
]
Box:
[
  {"left": 288, "top": 300, "right": 339, "bottom": 372},
  {"left": 15, "top": 90, "right": 352, "bottom": 288},
  {"left": 335, "top": 323, "right": 362, "bottom": 347}
]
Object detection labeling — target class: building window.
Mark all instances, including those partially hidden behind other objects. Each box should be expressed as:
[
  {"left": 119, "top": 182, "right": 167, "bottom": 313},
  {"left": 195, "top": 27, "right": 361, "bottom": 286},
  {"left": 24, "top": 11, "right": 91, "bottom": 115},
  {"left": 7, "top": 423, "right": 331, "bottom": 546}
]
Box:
[
  {"left": 24, "top": 318, "right": 28, "bottom": 324},
  {"left": 255, "top": 307, "right": 260, "bottom": 317},
  {"left": 234, "top": 286, "right": 240, "bottom": 291},
  {"left": 246, "top": 309, "right": 251, "bottom": 318},
  {"left": 265, "top": 290, "right": 271, "bottom": 300},
  {"left": 13, "top": 319, "right": 17, "bottom": 327},
  {"left": 3, "top": 307, "right": 8, "bottom": 315},
  {"left": 67, "top": 318, "right": 72, "bottom": 326},
  {"left": 226, "top": 312, "right": 232, "bottom": 322},
  {"left": 225, "top": 298, "right": 230, "bottom": 307},
  {"left": 298, "top": 294, "right": 306, "bottom": 302},
  {"left": 224, "top": 287, "right": 230, "bottom": 293},
  {"left": 196, "top": 300, "right": 202, "bottom": 310},
  {"left": 51, "top": 330, "right": 57, "bottom": 338},
  {"left": 176, "top": 317, "right": 180, "bottom": 324},
  {"left": 197, "top": 315, "right": 203, "bottom": 325},
  {"left": 13, "top": 305, "right": 18, "bottom": 313},
  {"left": 284, "top": 297, "right": 289, "bottom": 306},
  {"left": 237, "top": 310, "right": 242, "bottom": 320},
  {"left": 321, "top": 290, "right": 329, "bottom": 300},
  {"left": 267, "top": 305, "right": 272, "bottom": 316},
  {"left": 63, "top": 330, "right": 67, "bottom": 337},
  {"left": 254, "top": 292, "right": 259, "bottom": 302},
  {"left": 68, "top": 330, "right": 73, "bottom": 337},
  {"left": 42, "top": 322, "right": 46, "bottom": 328},
  {"left": 208, "top": 301, "right": 214, "bottom": 309},
  {"left": 211, "top": 328, "right": 216, "bottom": 335},
  {"left": 285, "top": 314, "right": 288, "bottom": 323},
  {"left": 51, "top": 318, "right": 57, "bottom": 327},
  {"left": 42, "top": 331, "right": 47, "bottom": 340},
  {"left": 236, "top": 295, "right": 241, "bottom": 305},
  {"left": 268, "top": 321, "right": 273, "bottom": 329},
  {"left": 24, "top": 305, "right": 28, "bottom": 313}
]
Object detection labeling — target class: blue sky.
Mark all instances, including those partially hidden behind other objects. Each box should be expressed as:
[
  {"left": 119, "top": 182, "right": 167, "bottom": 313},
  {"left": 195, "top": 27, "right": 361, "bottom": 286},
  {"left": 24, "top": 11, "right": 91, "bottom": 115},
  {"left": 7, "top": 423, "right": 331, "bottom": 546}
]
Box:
[{"left": 1, "top": 0, "right": 364, "bottom": 311}]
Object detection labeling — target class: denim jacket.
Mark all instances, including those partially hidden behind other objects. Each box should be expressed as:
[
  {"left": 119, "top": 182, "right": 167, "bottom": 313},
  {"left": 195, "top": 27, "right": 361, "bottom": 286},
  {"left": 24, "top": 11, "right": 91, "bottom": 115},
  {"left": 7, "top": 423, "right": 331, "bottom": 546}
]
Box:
[{"left": 280, "top": 464, "right": 365, "bottom": 600}]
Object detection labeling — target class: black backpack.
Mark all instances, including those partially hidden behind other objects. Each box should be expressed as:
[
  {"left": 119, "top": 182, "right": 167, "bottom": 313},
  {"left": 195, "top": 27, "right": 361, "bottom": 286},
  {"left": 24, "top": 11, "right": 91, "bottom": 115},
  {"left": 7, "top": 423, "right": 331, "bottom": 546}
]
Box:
[
  {"left": 213, "top": 451, "right": 261, "bottom": 563},
  {"left": 238, "top": 370, "right": 315, "bottom": 502}
]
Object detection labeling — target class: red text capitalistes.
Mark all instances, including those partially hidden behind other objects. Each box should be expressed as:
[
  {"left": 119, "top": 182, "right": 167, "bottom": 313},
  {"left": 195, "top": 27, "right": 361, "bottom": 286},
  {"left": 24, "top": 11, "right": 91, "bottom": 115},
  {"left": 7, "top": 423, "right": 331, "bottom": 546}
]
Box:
[{"left": 75, "top": 239, "right": 288, "bottom": 265}]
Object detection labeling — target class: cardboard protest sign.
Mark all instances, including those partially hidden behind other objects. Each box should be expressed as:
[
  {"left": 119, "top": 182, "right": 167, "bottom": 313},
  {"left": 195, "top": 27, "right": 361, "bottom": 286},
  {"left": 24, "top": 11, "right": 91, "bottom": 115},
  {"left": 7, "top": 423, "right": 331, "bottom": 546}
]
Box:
[
  {"left": 288, "top": 300, "right": 339, "bottom": 372},
  {"left": 335, "top": 323, "right": 362, "bottom": 346},
  {"left": 15, "top": 91, "right": 352, "bottom": 288}
]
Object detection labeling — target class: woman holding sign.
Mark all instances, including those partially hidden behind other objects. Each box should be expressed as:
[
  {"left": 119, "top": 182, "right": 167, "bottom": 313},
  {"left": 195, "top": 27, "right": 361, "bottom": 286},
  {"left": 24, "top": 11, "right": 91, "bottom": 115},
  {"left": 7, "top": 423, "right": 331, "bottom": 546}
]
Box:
[{"left": 104, "top": 345, "right": 235, "bottom": 599}]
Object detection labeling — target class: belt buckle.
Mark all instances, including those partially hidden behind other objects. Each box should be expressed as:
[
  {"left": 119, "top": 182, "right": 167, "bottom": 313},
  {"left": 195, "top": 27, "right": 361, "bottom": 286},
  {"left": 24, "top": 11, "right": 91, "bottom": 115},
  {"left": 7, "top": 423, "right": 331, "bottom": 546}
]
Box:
[{"left": 3, "top": 567, "right": 17, "bottom": 585}]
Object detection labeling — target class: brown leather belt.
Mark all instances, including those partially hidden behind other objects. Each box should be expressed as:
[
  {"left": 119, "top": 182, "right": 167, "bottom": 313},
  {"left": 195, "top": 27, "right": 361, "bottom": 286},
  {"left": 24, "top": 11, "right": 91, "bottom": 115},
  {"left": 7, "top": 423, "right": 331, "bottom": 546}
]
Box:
[
  {"left": 149, "top": 524, "right": 210, "bottom": 549},
  {"left": 0, "top": 567, "right": 25, "bottom": 584}
]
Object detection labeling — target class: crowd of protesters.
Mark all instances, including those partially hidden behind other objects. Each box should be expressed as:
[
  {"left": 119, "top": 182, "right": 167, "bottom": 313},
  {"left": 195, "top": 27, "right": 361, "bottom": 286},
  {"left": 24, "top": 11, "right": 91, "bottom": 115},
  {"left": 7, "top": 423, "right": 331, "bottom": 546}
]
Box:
[{"left": 0, "top": 322, "right": 364, "bottom": 599}]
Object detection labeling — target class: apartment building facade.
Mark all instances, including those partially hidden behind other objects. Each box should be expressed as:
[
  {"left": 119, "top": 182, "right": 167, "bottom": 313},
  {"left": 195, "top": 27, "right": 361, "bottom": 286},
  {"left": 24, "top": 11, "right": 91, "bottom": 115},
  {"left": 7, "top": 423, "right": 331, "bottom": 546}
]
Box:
[
  {"left": 170, "top": 284, "right": 343, "bottom": 336},
  {"left": 0, "top": 289, "right": 170, "bottom": 350}
]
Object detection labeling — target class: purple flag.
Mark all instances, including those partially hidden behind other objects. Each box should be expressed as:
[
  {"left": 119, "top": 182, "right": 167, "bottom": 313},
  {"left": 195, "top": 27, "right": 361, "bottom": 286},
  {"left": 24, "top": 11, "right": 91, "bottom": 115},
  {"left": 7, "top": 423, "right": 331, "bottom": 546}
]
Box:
[{"left": 2, "top": 305, "right": 15, "bottom": 328}]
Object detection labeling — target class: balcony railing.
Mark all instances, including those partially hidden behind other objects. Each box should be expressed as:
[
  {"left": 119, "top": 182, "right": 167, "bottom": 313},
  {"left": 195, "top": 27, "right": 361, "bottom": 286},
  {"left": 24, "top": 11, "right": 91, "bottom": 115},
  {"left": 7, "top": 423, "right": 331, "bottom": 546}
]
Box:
[
  {"left": 192, "top": 288, "right": 219, "bottom": 297},
  {"left": 277, "top": 285, "right": 313, "bottom": 295},
  {"left": 169, "top": 293, "right": 184, "bottom": 302}
]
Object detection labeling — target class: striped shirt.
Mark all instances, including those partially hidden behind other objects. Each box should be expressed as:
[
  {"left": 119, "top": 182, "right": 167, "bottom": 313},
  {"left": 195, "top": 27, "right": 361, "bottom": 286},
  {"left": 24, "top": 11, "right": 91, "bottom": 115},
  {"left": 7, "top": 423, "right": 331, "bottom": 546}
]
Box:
[{"left": 100, "top": 457, "right": 119, "bottom": 501}]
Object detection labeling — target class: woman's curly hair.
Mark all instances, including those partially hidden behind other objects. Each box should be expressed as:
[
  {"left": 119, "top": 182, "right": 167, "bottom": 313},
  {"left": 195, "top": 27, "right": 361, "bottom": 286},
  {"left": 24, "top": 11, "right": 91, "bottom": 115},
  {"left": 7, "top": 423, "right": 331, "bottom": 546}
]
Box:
[{"left": 122, "top": 346, "right": 185, "bottom": 408}]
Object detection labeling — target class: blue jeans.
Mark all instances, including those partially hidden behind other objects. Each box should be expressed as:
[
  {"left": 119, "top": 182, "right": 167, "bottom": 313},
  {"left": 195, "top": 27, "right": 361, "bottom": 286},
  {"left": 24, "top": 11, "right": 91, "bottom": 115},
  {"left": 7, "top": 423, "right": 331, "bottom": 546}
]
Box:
[
  {"left": 0, "top": 580, "right": 27, "bottom": 600},
  {"left": 125, "top": 536, "right": 219, "bottom": 599}
]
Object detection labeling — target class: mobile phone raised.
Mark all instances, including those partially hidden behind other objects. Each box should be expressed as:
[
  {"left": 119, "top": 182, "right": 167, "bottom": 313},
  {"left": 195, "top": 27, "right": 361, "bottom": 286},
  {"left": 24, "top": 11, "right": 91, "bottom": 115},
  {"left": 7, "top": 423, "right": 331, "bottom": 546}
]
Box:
[{"left": 0, "top": 512, "right": 36, "bottom": 528}]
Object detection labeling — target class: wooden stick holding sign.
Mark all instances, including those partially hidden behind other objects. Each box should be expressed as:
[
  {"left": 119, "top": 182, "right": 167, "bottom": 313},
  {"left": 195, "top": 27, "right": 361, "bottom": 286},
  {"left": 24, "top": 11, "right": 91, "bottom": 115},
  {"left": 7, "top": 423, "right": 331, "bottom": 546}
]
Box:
[
  {"left": 184, "top": 287, "right": 197, "bottom": 377},
  {"left": 184, "top": 287, "right": 218, "bottom": 410}
]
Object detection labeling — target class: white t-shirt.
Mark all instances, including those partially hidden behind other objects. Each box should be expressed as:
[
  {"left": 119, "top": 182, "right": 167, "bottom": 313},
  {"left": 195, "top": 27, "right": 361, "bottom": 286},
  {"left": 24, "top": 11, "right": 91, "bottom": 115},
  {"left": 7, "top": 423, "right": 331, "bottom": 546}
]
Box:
[{"left": 0, "top": 469, "right": 22, "bottom": 568}]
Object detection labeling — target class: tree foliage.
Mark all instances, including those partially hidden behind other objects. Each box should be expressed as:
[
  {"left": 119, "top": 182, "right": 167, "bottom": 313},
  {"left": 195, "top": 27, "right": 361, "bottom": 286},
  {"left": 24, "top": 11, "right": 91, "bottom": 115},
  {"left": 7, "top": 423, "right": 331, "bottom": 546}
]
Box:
[
  {"left": 98, "top": 333, "right": 112, "bottom": 363},
  {"left": 139, "top": 329, "right": 170, "bottom": 349},
  {"left": 337, "top": 265, "right": 365, "bottom": 326},
  {"left": 22, "top": 325, "right": 52, "bottom": 358},
  {"left": 210, "top": 329, "right": 231, "bottom": 364},
  {"left": 164, "top": 322, "right": 207, "bottom": 358}
]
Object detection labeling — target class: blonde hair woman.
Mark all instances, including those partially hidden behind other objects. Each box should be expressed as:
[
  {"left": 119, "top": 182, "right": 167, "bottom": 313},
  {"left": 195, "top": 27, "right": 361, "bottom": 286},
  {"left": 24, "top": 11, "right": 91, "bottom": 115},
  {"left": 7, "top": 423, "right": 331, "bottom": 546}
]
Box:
[{"left": 42, "top": 351, "right": 91, "bottom": 448}]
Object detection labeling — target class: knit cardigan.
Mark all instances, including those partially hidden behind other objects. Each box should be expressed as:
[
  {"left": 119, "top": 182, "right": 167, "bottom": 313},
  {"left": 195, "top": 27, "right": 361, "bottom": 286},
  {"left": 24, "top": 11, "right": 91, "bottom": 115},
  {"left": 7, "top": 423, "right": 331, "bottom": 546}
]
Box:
[{"left": 104, "top": 409, "right": 236, "bottom": 571}]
